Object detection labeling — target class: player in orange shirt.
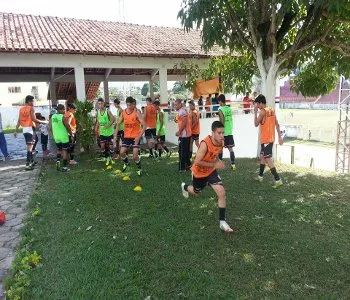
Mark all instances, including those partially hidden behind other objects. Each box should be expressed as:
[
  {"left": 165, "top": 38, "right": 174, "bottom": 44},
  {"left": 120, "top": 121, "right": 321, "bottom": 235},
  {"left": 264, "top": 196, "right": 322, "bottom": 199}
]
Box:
[
  {"left": 64, "top": 103, "right": 78, "bottom": 165},
  {"left": 188, "top": 100, "right": 200, "bottom": 161},
  {"left": 254, "top": 94, "right": 283, "bottom": 188},
  {"left": 181, "top": 121, "right": 233, "bottom": 233},
  {"left": 144, "top": 97, "right": 158, "bottom": 158}
]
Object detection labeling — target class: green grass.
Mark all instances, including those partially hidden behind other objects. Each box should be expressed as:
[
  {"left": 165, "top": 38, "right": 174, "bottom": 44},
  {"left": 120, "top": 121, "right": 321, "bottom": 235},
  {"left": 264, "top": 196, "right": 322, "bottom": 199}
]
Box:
[
  {"left": 3, "top": 128, "right": 16, "bottom": 134},
  {"left": 9, "top": 155, "right": 350, "bottom": 299}
]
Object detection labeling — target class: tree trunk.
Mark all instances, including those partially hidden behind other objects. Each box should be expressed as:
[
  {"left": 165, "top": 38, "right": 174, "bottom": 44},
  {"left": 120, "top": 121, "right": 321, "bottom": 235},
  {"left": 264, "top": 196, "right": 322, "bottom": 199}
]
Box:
[{"left": 261, "top": 72, "right": 277, "bottom": 108}]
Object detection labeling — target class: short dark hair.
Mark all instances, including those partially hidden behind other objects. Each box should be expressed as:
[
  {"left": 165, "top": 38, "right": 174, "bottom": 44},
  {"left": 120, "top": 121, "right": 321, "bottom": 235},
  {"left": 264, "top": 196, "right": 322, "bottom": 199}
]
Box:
[
  {"left": 126, "top": 96, "right": 134, "bottom": 104},
  {"left": 25, "top": 95, "right": 34, "bottom": 103},
  {"left": 68, "top": 103, "right": 77, "bottom": 110},
  {"left": 114, "top": 98, "right": 120, "bottom": 104},
  {"left": 212, "top": 121, "right": 224, "bottom": 132},
  {"left": 188, "top": 100, "right": 195, "bottom": 106},
  {"left": 153, "top": 100, "right": 160, "bottom": 106},
  {"left": 146, "top": 97, "right": 152, "bottom": 103},
  {"left": 57, "top": 104, "right": 65, "bottom": 111},
  {"left": 255, "top": 94, "right": 266, "bottom": 104},
  {"left": 97, "top": 98, "right": 104, "bottom": 102},
  {"left": 218, "top": 94, "right": 226, "bottom": 103}
]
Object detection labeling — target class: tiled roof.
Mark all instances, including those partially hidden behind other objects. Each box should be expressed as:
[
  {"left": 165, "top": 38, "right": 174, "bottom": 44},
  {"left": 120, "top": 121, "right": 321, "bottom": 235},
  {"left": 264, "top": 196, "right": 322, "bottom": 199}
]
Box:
[{"left": 0, "top": 12, "right": 214, "bottom": 58}]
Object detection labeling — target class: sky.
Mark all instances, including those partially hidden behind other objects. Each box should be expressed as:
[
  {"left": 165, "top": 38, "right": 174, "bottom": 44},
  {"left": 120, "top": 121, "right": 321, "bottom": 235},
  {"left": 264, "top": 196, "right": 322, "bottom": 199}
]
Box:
[{"left": 2, "top": 0, "right": 184, "bottom": 89}]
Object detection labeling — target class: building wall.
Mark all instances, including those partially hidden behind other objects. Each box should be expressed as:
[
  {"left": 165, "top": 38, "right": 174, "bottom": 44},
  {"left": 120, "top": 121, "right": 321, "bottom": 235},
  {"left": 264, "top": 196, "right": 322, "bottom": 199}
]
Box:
[{"left": 0, "top": 82, "right": 49, "bottom": 107}]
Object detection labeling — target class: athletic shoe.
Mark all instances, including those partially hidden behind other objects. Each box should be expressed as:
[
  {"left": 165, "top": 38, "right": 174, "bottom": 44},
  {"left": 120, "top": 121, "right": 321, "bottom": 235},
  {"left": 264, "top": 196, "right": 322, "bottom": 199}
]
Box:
[
  {"left": 110, "top": 158, "right": 115, "bottom": 165},
  {"left": 61, "top": 167, "right": 70, "bottom": 172},
  {"left": 231, "top": 164, "right": 236, "bottom": 171},
  {"left": 122, "top": 163, "right": 130, "bottom": 172},
  {"left": 56, "top": 160, "right": 61, "bottom": 171},
  {"left": 25, "top": 164, "right": 34, "bottom": 171},
  {"left": 181, "top": 182, "right": 189, "bottom": 198},
  {"left": 69, "top": 160, "right": 78, "bottom": 165},
  {"left": 166, "top": 150, "right": 172, "bottom": 158},
  {"left": 219, "top": 220, "right": 233, "bottom": 233},
  {"left": 255, "top": 175, "right": 263, "bottom": 182},
  {"left": 272, "top": 179, "right": 283, "bottom": 188},
  {"left": 136, "top": 169, "right": 142, "bottom": 176}
]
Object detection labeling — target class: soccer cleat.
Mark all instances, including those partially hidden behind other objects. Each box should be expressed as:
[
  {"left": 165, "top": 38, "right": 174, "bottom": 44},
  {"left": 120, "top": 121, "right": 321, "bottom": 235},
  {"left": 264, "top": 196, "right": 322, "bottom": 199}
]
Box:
[
  {"left": 56, "top": 160, "right": 61, "bottom": 171},
  {"left": 255, "top": 175, "right": 263, "bottom": 183},
  {"left": 231, "top": 164, "right": 236, "bottom": 171},
  {"left": 69, "top": 160, "right": 78, "bottom": 165},
  {"left": 166, "top": 150, "right": 172, "bottom": 158},
  {"left": 61, "top": 167, "right": 70, "bottom": 172},
  {"left": 136, "top": 169, "right": 142, "bottom": 176},
  {"left": 105, "top": 157, "right": 110, "bottom": 166},
  {"left": 219, "top": 220, "right": 233, "bottom": 233},
  {"left": 122, "top": 163, "right": 130, "bottom": 172},
  {"left": 25, "top": 164, "right": 34, "bottom": 171},
  {"left": 181, "top": 182, "right": 189, "bottom": 198},
  {"left": 272, "top": 179, "right": 283, "bottom": 188},
  {"left": 110, "top": 158, "right": 115, "bottom": 165}
]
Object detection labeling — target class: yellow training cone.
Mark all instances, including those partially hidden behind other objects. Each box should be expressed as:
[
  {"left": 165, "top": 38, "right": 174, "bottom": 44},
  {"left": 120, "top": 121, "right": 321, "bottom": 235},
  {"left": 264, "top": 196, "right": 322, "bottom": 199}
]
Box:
[
  {"left": 133, "top": 185, "right": 142, "bottom": 192},
  {"left": 122, "top": 176, "right": 131, "bottom": 181},
  {"left": 114, "top": 169, "right": 122, "bottom": 174},
  {"left": 106, "top": 165, "right": 112, "bottom": 170}
]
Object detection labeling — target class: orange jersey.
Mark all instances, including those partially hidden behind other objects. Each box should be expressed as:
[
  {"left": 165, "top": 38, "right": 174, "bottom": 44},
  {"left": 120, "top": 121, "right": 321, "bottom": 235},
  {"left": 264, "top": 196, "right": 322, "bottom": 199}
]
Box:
[
  {"left": 191, "top": 135, "right": 223, "bottom": 178},
  {"left": 64, "top": 111, "right": 77, "bottom": 132},
  {"left": 177, "top": 108, "right": 191, "bottom": 137},
  {"left": 190, "top": 109, "right": 200, "bottom": 135},
  {"left": 145, "top": 104, "right": 157, "bottom": 128},
  {"left": 260, "top": 107, "right": 276, "bottom": 144},
  {"left": 19, "top": 106, "right": 35, "bottom": 127},
  {"left": 123, "top": 108, "right": 141, "bottom": 139}
]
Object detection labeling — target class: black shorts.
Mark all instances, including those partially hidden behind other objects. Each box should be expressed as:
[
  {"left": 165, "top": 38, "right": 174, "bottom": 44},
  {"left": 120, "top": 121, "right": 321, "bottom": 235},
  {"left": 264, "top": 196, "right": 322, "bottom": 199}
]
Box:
[
  {"left": 121, "top": 138, "right": 140, "bottom": 148},
  {"left": 99, "top": 135, "right": 114, "bottom": 143},
  {"left": 224, "top": 135, "right": 235, "bottom": 147},
  {"left": 192, "top": 170, "right": 223, "bottom": 193},
  {"left": 156, "top": 135, "right": 166, "bottom": 143},
  {"left": 145, "top": 128, "right": 156, "bottom": 138},
  {"left": 56, "top": 142, "right": 70, "bottom": 150},
  {"left": 116, "top": 130, "right": 124, "bottom": 138},
  {"left": 260, "top": 143, "right": 273, "bottom": 158},
  {"left": 191, "top": 134, "right": 200, "bottom": 141},
  {"left": 24, "top": 132, "right": 36, "bottom": 145}
]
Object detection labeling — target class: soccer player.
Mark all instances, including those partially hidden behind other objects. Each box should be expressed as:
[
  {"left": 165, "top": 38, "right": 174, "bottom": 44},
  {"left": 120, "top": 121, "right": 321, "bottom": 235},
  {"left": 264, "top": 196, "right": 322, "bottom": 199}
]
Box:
[
  {"left": 188, "top": 100, "right": 200, "bottom": 161},
  {"left": 112, "top": 98, "right": 124, "bottom": 159},
  {"left": 50, "top": 104, "right": 72, "bottom": 172},
  {"left": 94, "top": 98, "right": 115, "bottom": 166},
  {"left": 64, "top": 103, "right": 78, "bottom": 165},
  {"left": 144, "top": 97, "right": 158, "bottom": 158},
  {"left": 254, "top": 94, "right": 283, "bottom": 188},
  {"left": 218, "top": 94, "right": 236, "bottom": 170},
  {"left": 181, "top": 121, "right": 233, "bottom": 233},
  {"left": 115, "top": 96, "right": 146, "bottom": 176},
  {"left": 153, "top": 100, "right": 171, "bottom": 158},
  {"left": 14, "top": 95, "right": 47, "bottom": 170}
]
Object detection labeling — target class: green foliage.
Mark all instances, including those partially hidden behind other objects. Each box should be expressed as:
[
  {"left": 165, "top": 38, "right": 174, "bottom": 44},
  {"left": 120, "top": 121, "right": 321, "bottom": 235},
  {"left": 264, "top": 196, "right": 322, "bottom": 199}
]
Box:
[
  {"left": 141, "top": 82, "right": 160, "bottom": 96},
  {"left": 74, "top": 100, "right": 95, "bottom": 152},
  {"left": 172, "top": 81, "right": 188, "bottom": 95}
]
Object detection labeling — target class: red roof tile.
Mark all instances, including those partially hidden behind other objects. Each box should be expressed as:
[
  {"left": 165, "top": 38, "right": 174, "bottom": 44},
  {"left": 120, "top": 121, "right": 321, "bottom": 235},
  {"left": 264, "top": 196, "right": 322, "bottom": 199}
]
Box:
[{"left": 0, "top": 12, "right": 214, "bottom": 58}]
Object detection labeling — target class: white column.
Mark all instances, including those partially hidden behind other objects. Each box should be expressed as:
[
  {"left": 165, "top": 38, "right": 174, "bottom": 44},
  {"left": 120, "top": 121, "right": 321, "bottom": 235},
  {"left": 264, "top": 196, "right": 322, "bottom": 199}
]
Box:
[
  {"left": 149, "top": 80, "right": 154, "bottom": 99},
  {"left": 159, "top": 67, "right": 168, "bottom": 104},
  {"left": 74, "top": 65, "right": 86, "bottom": 101},
  {"left": 104, "top": 80, "right": 109, "bottom": 103}
]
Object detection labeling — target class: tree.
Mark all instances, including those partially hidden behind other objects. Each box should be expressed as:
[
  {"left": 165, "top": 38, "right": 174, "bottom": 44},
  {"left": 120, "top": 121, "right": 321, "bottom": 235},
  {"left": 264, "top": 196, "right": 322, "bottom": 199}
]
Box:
[
  {"left": 178, "top": 0, "right": 350, "bottom": 106},
  {"left": 141, "top": 82, "right": 160, "bottom": 96},
  {"left": 172, "top": 81, "right": 188, "bottom": 94}
]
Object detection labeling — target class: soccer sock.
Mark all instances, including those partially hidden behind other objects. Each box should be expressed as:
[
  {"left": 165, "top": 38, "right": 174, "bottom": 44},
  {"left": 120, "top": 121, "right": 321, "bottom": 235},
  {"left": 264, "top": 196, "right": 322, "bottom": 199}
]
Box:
[
  {"left": 26, "top": 151, "right": 31, "bottom": 164},
  {"left": 270, "top": 167, "right": 280, "bottom": 181},
  {"left": 56, "top": 153, "right": 62, "bottom": 161},
  {"left": 230, "top": 151, "right": 235, "bottom": 165},
  {"left": 63, "top": 159, "right": 68, "bottom": 167},
  {"left": 259, "top": 164, "right": 266, "bottom": 176},
  {"left": 149, "top": 148, "right": 154, "bottom": 156},
  {"left": 219, "top": 152, "right": 223, "bottom": 160},
  {"left": 122, "top": 156, "right": 129, "bottom": 165},
  {"left": 163, "top": 146, "right": 169, "bottom": 153},
  {"left": 70, "top": 153, "right": 75, "bottom": 160},
  {"left": 184, "top": 184, "right": 189, "bottom": 191},
  {"left": 189, "top": 151, "right": 193, "bottom": 160},
  {"left": 29, "top": 151, "right": 34, "bottom": 163},
  {"left": 136, "top": 160, "right": 141, "bottom": 169},
  {"left": 219, "top": 208, "right": 226, "bottom": 221},
  {"left": 104, "top": 149, "right": 109, "bottom": 158},
  {"left": 158, "top": 149, "right": 163, "bottom": 157}
]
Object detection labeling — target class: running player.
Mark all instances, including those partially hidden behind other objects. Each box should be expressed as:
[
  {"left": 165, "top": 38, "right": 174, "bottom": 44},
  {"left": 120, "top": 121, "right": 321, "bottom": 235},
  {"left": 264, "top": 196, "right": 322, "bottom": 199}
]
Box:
[
  {"left": 218, "top": 94, "right": 236, "bottom": 170},
  {"left": 50, "top": 104, "right": 72, "bottom": 172},
  {"left": 188, "top": 100, "right": 200, "bottom": 161},
  {"left": 94, "top": 98, "right": 115, "bottom": 166},
  {"left": 254, "top": 94, "right": 283, "bottom": 187},
  {"left": 115, "top": 96, "right": 146, "bottom": 176},
  {"left": 14, "top": 95, "right": 47, "bottom": 170},
  {"left": 64, "top": 103, "right": 78, "bottom": 165},
  {"left": 181, "top": 121, "right": 233, "bottom": 233},
  {"left": 154, "top": 100, "right": 171, "bottom": 158},
  {"left": 144, "top": 97, "right": 158, "bottom": 158}
]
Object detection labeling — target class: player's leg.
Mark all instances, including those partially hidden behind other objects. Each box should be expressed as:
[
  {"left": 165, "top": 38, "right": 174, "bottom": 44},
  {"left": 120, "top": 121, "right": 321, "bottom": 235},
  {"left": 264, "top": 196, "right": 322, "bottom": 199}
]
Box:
[
  {"left": 263, "top": 144, "right": 282, "bottom": 187},
  {"left": 133, "top": 140, "right": 142, "bottom": 176},
  {"left": 120, "top": 139, "right": 130, "bottom": 172},
  {"left": 181, "top": 176, "right": 206, "bottom": 198},
  {"left": 61, "top": 144, "right": 70, "bottom": 172}
]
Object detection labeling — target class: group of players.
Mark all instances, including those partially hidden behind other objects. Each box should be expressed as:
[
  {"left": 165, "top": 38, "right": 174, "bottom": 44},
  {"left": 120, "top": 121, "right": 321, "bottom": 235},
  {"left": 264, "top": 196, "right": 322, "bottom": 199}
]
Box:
[{"left": 15, "top": 93, "right": 283, "bottom": 233}]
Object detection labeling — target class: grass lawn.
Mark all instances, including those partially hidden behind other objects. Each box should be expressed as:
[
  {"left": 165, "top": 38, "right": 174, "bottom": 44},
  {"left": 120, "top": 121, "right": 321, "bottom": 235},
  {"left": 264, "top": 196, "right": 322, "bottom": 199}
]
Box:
[{"left": 8, "top": 154, "right": 350, "bottom": 299}]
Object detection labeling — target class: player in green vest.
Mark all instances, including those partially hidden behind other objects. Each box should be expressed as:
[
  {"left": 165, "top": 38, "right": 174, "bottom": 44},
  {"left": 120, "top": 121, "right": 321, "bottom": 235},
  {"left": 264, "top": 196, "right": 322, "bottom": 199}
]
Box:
[
  {"left": 218, "top": 94, "right": 236, "bottom": 170},
  {"left": 94, "top": 98, "right": 115, "bottom": 166},
  {"left": 154, "top": 101, "right": 171, "bottom": 158},
  {"left": 112, "top": 98, "right": 124, "bottom": 159},
  {"left": 49, "top": 104, "right": 72, "bottom": 172}
]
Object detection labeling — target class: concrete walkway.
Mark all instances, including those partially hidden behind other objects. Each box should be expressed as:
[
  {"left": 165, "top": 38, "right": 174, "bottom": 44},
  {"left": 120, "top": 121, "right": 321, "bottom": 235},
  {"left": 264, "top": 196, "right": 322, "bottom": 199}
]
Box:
[{"left": 0, "top": 156, "right": 41, "bottom": 298}]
